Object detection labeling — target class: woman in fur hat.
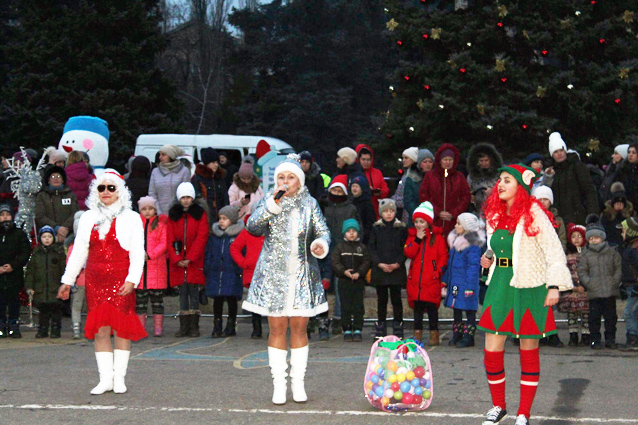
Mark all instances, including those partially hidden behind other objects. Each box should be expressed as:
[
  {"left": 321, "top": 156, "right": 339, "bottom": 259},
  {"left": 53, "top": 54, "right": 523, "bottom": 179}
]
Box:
[
  {"left": 466, "top": 143, "right": 504, "bottom": 215},
  {"left": 601, "top": 182, "right": 634, "bottom": 247}
]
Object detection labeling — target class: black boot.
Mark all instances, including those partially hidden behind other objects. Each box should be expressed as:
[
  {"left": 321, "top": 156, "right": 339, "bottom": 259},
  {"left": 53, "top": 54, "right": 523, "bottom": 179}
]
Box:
[
  {"left": 539, "top": 337, "right": 548, "bottom": 346},
  {"left": 392, "top": 321, "right": 404, "bottom": 339},
  {"left": 318, "top": 318, "right": 330, "bottom": 341},
  {"left": 36, "top": 323, "right": 49, "bottom": 339},
  {"left": 457, "top": 324, "right": 476, "bottom": 348},
  {"left": 211, "top": 318, "right": 223, "bottom": 338},
  {"left": 223, "top": 318, "right": 236, "bottom": 337},
  {"left": 0, "top": 318, "right": 6, "bottom": 338},
  {"left": 374, "top": 321, "right": 387, "bottom": 339},
  {"left": 331, "top": 318, "right": 342, "bottom": 335},
  {"left": 50, "top": 320, "right": 62, "bottom": 339},
  {"left": 547, "top": 334, "right": 564, "bottom": 348},
  {"left": 343, "top": 323, "right": 353, "bottom": 342},
  {"left": 189, "top": 314, "right": 200, "bottom": 337},
  {"left": 568, "top": 332, "right": 579, "bottom": 347},
  {"left": 8, "top": 319, "right": 21, "bottom": 339},
  {"left": 174, "top": 314, "right": 191, "bottom": 337},
  {"left": 580, "top": 333, "right": 591, "bottom": 347},
  {"left": 251, "top": 317, "right": 262, "bottom": 339},
  {"left": 448, "top": 322, "right": 463, "bottom": 346},
  {"left": 621, "top": 334, "right": 638, "bottom": 351}
]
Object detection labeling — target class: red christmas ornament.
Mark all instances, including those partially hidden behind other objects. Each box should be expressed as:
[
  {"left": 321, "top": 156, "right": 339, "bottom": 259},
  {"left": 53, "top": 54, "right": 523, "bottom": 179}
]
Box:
[
  {"left": 423, "top": 85, "right": 431, "bottom": 90},
  {"left": 501, "top": 77, "right": 508, "bottom": 83},
  {"left": 397, "top": 40, "right": 404, "bottom": 46},
  {"left": 422, "top": 34, "right": 429, "bottom": 39},
  {"left": 615, "top": 98, "right": 622, "bottom": 104},
  {"left": 497, "top": 22, "right": 504, "bottom": 28},
  {"left": 385, "top": 134, "right": 393, "bottom": 139},
  {"left": 522, "top": 124, "right": 528, "bottom": 130},
  {"left": 421, "top": 0, "right": 427, "bottom": 3},
  {"left": 459, "top": 68, "right": 467, "bottom": 73},
  {"left": 590, "top": 0, "right": 597, "bottom": 4},
  {"left": 404, "top": 75, "right": 410, "bottom": 81},
  {"left": 599, "top": 38, "right": 606, "bottom": 44},
  {"left": 397, "top": 169, "right": 404, "bottom": 175},
  {"left": 541, "top": 50, "right": 548, "bottom": 56}
]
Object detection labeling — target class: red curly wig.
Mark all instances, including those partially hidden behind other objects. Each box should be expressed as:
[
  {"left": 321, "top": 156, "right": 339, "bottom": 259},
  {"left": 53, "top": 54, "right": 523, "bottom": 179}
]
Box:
[{"left": 483, "top": 180, "right": 555, "bottom": 237}]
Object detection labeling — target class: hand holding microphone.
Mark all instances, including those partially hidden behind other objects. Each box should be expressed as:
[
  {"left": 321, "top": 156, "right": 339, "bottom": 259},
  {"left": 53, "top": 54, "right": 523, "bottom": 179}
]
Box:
[
  {"left": 481, "top": 249, "right": 494, "bottom": 276},
  {"left": 274, "top": 184, "right": 289, "bottom": 203}
]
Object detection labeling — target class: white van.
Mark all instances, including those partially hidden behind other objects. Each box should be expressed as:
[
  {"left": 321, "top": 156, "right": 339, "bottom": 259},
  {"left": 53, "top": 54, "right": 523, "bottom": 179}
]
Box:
[{"left": 134, "top": 134, "right": 295, "bottom": 165}]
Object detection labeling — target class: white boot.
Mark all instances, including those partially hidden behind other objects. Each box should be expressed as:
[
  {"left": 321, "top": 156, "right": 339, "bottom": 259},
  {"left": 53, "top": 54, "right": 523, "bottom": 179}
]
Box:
[
  {"left": 90, "top": 352, "right": 114, "bottom": 395},
  {"left": 113, "top": 349, "right": 131, "bottom": 394},
  {"left": 290, "top": 345, "right": 309, "bottom": 403},
  {"left": 268, "top": 347, "right": 288, "bottom": 405}
]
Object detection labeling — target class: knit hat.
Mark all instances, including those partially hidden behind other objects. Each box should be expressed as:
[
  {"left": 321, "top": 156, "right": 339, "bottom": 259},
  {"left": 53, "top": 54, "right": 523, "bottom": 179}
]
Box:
[
  {"left": 299, "top": 151, "right": 313, "bottom": 162},
  {"left": 0, "top": 203, "right": 12, "bottom": 217},
  {"left": 497, "top": 163, "right": 540, "bottom": 194},
  {"left": 402, "top": 147, "right": 419, "bottom": 163},
  {"left": 457, "top": 212, "right": 480, "bottom": 232},
  {"left": 329, "top": 174, "right": 349, "bottom": 195},
  {"left": 567, "top": 223, "right": 586, "bottom": 241},
  {"left": 274, "top": 154, "right": 306, "bottom": 186},
  {"left": 342, "top": 218, "right": 360, "bottom": 235},
  {"left": 238, "top": 161, "right": 254, "bottom": 179},
  {"left": 417, "top": 149, "right": 434, "bottom": 165},
  {"left": 176, "top": 182, "right": 196, "bottom": 200},
  {"left": 585, "top": 214, "right": 606, "bottom": 241},
  {"left": 218, "top": 205, "right": 240, "bottom": 224},
  {"left": 337, "top": 147, "right": 358, "bottom": 166},
  {"left": 378, "top": 198, "right": 397, "bottom": 216},
  {"left": 49, "top": 149, "right": 68, "bottom": 164},
  {"left": 160, "top": 145, "right": 185, "bottom": 161},
  {"left": 610, "top": 182, "right": 627, "bottom": 205},
  {"left": 412, "top": 201, "right": 434, "bottom": 225},
  {"left": 12, "top": 151, "right": 31, "bottom": 164},
  {"left": 138, "top": 196, "right": 157, "bottom": 211},
  {"left": 614, "top": 144, "right": 630, "bottom": 160},
  {"left": 548, "top": 132, "right": 567, "bottom": 156},
  {"left": 39, "top": 225, "right": 55, "bottom": 241},
  {"left": 440, "top": 148, "right": 455, "bottom": 160},
  {"left": 531, "top": 185, "right": 554, "bottom": 205},
  {"left": 523, "top": 153, "right": 544, "bottom": 168},
  {"left": 200, "top": 147, "right": 220, "bottom": 165},
  {"left": 617, "top": 217, "right": 638, "bottom": 238},
  {"left": 45, "top": 165, "right": 67, "bottom": 185}
]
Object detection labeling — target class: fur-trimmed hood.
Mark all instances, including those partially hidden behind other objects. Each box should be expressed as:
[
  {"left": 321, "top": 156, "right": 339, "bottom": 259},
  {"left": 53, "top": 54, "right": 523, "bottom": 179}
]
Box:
[
  {"left": 305, "top": 161, "right": 322, "bottom": 178},
  {"left": 232, "top": 173, "right": 260, "bottom": 194},
  {"left": 602, "top": 199, "right": 634, "bottom": 220},
  {"left": 212, "top": 220, "right": 244, "bottom": 238},
  {"left": 467, "top": 143, "right": 504, "bottom": 180},
  {"left": 433, "top": 143, "right": 461, "bottom": 176},
  {"left": 168, "top": 199, "right": 207, "bottom": 222},
  {"left": 447, "top": 229, "right": 486, "bottom": 251},
  {"left": 194, "top": 163, "right": 226, "bottom": 180},
  {"left": 373, "top": 218, "right": 406, "bottom": 228},
  {"left": 405, "top": 167, "right": 422, "bottom": 183},
  {"left": 355, "top": 143, "right": 376, "bottom": 167}
]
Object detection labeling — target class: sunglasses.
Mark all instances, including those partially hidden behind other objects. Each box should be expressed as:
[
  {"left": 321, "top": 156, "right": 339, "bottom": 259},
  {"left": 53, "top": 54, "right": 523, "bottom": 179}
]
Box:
[{"left": 97, "top": 185, "right": 117, "bottom": 193}]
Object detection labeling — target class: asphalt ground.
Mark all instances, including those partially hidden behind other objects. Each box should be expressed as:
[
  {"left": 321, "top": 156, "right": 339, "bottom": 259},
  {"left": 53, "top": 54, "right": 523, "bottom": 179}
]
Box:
[{"left": 1, "top": 316, "right": 637, "bottom": 425}]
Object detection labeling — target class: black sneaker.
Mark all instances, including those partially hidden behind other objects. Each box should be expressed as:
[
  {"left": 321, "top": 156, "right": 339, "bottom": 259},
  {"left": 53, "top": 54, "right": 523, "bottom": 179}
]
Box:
[
  {"left": 352, "top": 330, "right": 362, "bottom": 342},
  {"left": 343, "top": 330, "right": 353, "bottom": 342},
  {"left": 605, "top": 341, "right": 618, "bottom": 349},
  {"left": 591, "top": 340, "right": 603, "bottom": 350},
  {"left": 482, "top": 406, "right": 507, "bottom": 424}
]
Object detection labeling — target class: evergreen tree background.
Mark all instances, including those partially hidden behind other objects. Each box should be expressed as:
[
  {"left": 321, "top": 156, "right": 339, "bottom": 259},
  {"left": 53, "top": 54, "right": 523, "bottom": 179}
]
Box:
[{"left": 379, "top": 0, "right": 638, "bottom": 165}]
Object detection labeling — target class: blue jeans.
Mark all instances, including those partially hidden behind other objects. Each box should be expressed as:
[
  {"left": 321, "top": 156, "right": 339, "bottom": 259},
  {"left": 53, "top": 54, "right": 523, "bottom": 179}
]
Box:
[{"left": 625, "top": 290, "right": 638, "bottom": 336}]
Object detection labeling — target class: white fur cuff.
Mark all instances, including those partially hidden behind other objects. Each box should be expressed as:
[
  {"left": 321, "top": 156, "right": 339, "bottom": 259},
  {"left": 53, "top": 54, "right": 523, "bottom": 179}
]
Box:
[
  {"left": 310, "top": 238, "right": 329, "bottom": 259},
  {"left": 266, "top": 196, "right": 283, "bottom": 215}
]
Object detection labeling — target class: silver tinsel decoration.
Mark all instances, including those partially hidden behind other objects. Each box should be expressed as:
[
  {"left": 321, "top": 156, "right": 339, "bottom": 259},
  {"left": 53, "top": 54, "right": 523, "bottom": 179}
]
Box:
[{"left": 7, "top": 147, "right": 47, "bottom": 240}]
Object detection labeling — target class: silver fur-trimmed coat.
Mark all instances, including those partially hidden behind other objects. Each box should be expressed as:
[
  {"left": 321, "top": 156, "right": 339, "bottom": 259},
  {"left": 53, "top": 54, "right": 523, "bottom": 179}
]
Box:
[{"left": 242, "top": 186, "right": 331, "bottom": 317}]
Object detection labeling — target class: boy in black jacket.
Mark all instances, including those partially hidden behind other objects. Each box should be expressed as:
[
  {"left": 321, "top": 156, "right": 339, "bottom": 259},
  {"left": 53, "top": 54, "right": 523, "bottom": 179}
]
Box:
[{"left": 331, "top": 219, "right": 371, "bottom": 342}]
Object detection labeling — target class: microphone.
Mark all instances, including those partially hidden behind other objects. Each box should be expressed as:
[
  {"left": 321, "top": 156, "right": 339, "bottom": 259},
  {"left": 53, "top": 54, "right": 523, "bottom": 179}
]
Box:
[
  {"left": 274, "top": 184, "right": 289, "bottom": 203},
  {"left": 482, "top": 249, "right": 494, "bottom": 277}
]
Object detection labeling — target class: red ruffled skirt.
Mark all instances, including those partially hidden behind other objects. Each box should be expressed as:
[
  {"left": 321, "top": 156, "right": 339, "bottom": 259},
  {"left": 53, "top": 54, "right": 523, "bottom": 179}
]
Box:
[{"left": 84, "top": 220, "right": 147, "bottom": 341}]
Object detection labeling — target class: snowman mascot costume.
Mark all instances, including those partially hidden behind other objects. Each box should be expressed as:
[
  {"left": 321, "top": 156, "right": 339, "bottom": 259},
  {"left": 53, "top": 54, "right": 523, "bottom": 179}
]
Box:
[{"left": 58, "top": 116, "right": 110, "bottom": 177}]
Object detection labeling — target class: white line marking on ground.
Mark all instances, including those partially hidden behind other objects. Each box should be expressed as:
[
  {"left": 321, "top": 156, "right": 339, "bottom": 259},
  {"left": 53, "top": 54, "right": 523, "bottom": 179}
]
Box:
[{"left": 0, "top": 404, "right": 633, "bottom": 422}]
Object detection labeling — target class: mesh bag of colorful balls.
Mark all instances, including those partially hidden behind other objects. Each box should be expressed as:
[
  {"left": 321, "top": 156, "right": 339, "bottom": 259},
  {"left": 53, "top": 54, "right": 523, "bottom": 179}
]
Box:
[{"left": 363, "top": 335, "right": 433, "bottom": 412}]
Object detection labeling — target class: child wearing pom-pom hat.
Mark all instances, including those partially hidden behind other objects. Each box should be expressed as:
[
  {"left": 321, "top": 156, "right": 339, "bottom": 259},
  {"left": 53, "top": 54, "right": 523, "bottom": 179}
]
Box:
[{"left": 404, "top": 202, "right": 448, "bottom": 345}]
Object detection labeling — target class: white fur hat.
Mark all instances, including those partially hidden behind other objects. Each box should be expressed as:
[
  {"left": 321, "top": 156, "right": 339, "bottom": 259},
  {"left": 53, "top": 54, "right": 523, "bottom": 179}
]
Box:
[
  {"left": 274, "top": 154, "right": 305, "bottom": 186},
  {"left": 548, "top": 132, "right": 567, "bottom": 156},
  {"left": 532, "top": 185, "right": 554, "bottom": 205},
  {"left": 615, "top": 144, "right": 630, "bottom": 160},
  {"left": 176, "top": 182, "right": 196, "bottom": 200},
  {"left": 403, "top": 147, "right": 419, "bottom": 163},
  {"left": 337, "top": 147, "right": 358, "bottom": 165}
]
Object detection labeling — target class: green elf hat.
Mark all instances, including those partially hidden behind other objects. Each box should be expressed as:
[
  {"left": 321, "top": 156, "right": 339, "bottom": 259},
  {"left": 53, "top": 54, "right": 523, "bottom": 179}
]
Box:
[{"left": 497, "top": 163, "right": 540, "bottom": 194}]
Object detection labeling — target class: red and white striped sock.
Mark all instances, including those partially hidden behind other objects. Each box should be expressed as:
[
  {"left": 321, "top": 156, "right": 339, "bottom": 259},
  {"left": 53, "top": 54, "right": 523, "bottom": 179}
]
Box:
[
  {"left": 484, "top": 349, "right": 506, "bottom": 409},
  {"left": 518, "top": 348, "right": 540, "bottom": 418}
]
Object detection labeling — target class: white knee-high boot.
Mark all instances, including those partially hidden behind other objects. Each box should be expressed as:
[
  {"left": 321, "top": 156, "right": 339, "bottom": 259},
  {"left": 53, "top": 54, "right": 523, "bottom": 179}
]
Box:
[
  {"left": 90, "top": 351, "right": 114, "bottom": 395},
  {"left": 113, "top": 349, "right": 131, "bottom": 394},
  {"left": 290, "top": 345, "right": 309, "bottom": 403},
  {"left": 268, "top": 347, "right": 288, "bottom": 405}
]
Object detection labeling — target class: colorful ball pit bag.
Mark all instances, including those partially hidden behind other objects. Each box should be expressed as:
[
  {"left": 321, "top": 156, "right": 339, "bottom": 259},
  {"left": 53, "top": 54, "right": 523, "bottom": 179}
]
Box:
[{"left": 363, "top": 335, "right": 433, "bottom": 412}]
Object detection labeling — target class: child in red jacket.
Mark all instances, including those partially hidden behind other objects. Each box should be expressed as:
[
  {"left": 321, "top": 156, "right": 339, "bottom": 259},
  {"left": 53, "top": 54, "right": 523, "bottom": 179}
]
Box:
[
  {"left": 404, "top": 201, "right": 448, "bottom": 346},
  {"left": 167, "top": 183, "right": 209, "bottom": 338},
  {"left": 136, "top": 197, "right": 168, "bottom": 337},
  {"left": 230, "top": 211, "right": 265, "bottom": 338}
]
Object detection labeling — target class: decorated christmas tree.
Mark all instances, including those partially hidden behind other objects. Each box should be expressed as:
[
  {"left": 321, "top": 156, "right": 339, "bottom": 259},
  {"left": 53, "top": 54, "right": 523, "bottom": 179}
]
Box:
[{"left": 377, "top": 0, "right": 638, "bottom": 162}]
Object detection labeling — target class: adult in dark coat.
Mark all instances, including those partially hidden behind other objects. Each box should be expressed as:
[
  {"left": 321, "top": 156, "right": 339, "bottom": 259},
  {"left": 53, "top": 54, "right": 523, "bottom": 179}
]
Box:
[
  {"left": 299, "top": 151, "right": 324, "bottom": 200},
  {"left": 349, "top": 175, "right": 375, "bottom": 245},
  {"left": 545, "top": 132, "right": 598, "bottom": 225},
  {"left": 599, "top": 144, "right": 628, "bottom": 207},
  {"left": 125, "top": 156, "right": 152, "bottom": 212},
  {"left": 418, "top": 143, "right": 471, "bottom": 236},
  {"left": 219, "top": 151, "right": 239, "bottom": 191},
  {"left": 192, "top": 148, "right": 229, "bottom": 223},
  {"left": 614, "top": 144, "right": 638, "bottom": 210},
  {"left": 0, "top": 204, "right": 32, "bottom": 338},
  {"left": 35, "top": 166, "right": 79, "bottom": 242},
  {"left": 466, "top": 143, "right": 504, "bottom": 214}
]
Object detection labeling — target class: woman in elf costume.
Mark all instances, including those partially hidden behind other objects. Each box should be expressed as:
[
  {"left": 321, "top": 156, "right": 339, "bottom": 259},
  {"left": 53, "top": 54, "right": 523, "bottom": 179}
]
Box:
[{"left": 478, "top": 164, "right": 572, "bottom": 425}]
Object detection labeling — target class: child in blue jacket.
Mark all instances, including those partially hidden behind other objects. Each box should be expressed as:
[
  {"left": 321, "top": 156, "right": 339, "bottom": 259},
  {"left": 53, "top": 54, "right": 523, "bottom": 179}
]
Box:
[
  {"left": 205, "top": 205, "right": 244, "bottom": 337},
  {"left": 442, "top": 213, "right": 485, "bottom": 348}
]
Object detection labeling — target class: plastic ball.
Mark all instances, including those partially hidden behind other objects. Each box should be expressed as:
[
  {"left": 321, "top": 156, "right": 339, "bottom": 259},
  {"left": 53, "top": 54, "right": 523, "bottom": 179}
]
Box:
[
  {"left": 366, "top": 381, "right": 374, "bottom": 390},
  {"left": 406, "top": 371, "right": 416, "bottom": 381},
  {"left": 413, "top": 395, "right": 423, "bottom": 404},
  {"left": 393, "top": 391, "right": 403, "bottom": 400},
  {"left": 370, "top": 374, "right": 379, "bottom": 384},
  {"left": 371, "top": 384, "right": 379, "bottom": 394},
  {"left": 378, "top": 380, "right": 384, "bottom": 387},
  {"left": 419, "top": 378, "right": 428, "bottom": 387},
  {"left": 379, "top": 358, "right": 388, "bottom": 367},
  {"left": 399, "top": 345, "right": 409, "bottom": 355},
  {"left": 423, "top": 390, "right": 431, "bottom": 399},
  {"left": 372, "top": 393, "right": 379, "bottom": 401},
  {"left": 414, "top": 386, "right": 423, "bottom": 395},
  {"left": 397, "top": 367, "right": 408, "bottom": 375},
  {"left": 384, "top": 389, "right": 394, "bottom": 398},
  {"left": 424, "top": 372, "right": 430, "bottom": 380},
  {"left": 387, "top": 361, "right": 398, "bottom": 372},
  {"left": 381, "top": 397, "right": 390, "bottom": 407},
  {"left": 400, "top": 381, "right": 411, "bottom": 393},
  {"left": 402, "top": 392, "right": 414, "bottom": 404},
  {"left": 375, "top": 386, "right": 385, "bottom": 398},
  {"left": 413, "top": 366, "right": 425, "bottom": 378},
  {"left": 425, "top": 380, "right": 431, "bottom": 389},
  {"left": 396, "top": 373, "right": 406, "bottom": 383},
  {"left": 407, "top": 351, "right": 416, "bottom": 359},
  {"left": 376, "top": 366, "right": 384, "bottom": 375},
  {"left": 411, "top": 378, "right": 421, "bottom": 387},
  {"left": 388, "top": 374, "right": 397, "bottom": 384},
  {"left": 391, "top": 382, "right": 400, "bottom": 392}
]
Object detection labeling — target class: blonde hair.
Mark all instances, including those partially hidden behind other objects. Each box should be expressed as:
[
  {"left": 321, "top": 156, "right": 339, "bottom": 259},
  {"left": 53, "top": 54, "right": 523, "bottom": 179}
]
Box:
[{"left": 67, "top": 150, "right": 84, "bottom": 166}]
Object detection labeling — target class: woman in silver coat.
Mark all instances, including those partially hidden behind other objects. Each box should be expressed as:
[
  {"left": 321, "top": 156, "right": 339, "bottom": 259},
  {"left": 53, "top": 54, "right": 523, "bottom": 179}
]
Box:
[{"left": 242, "top": 154, "right": 330, "bottom": 406}]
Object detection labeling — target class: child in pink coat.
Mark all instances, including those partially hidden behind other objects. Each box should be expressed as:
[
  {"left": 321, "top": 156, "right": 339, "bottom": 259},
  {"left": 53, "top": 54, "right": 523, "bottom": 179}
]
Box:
[{"left": 136, "top": 197, "right": 168, "bottom": 337}]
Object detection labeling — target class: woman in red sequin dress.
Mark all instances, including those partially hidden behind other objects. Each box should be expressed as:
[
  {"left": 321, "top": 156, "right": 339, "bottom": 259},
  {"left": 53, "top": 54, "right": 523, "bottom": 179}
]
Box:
[{"left": 58, "top": 170, "right": 146, "bottom": 395}]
